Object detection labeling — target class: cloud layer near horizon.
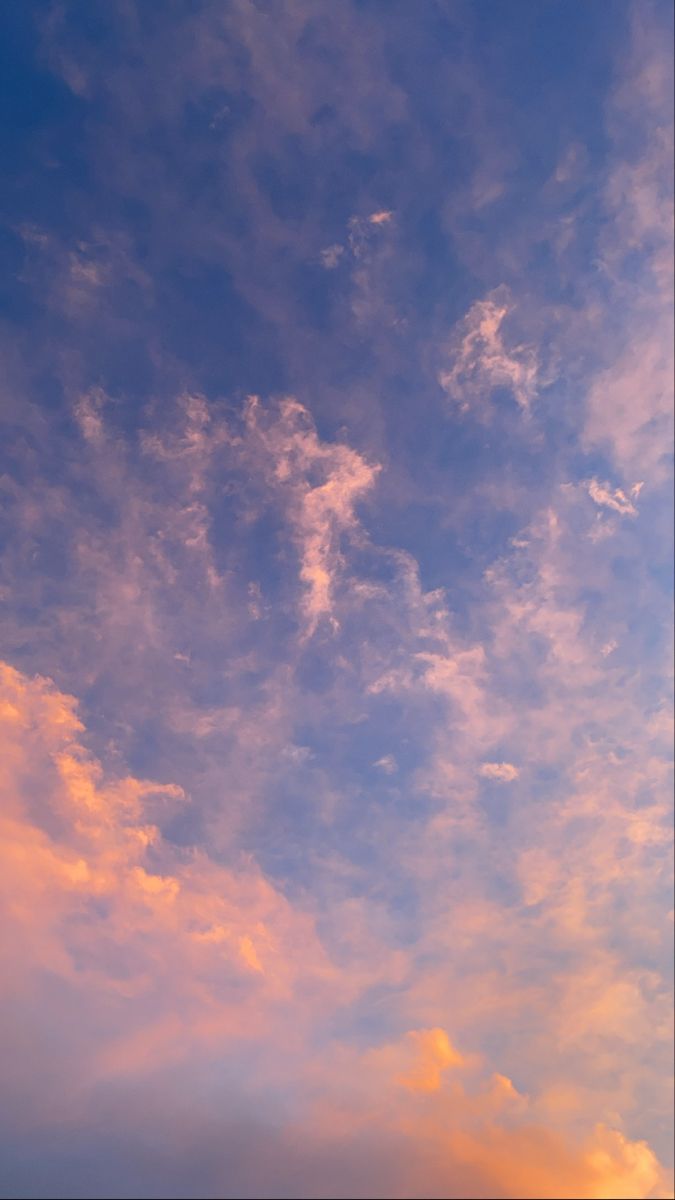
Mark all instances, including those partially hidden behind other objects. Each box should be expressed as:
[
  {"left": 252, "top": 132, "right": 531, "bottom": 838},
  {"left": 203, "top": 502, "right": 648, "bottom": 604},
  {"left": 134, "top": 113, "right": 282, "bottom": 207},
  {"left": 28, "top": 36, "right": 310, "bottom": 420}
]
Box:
[
  {"left": 0, "top": 2, "right": 672, "bottom": 1197},
  {"left": 1, "top": 658, "right": 672, "bottom": 1199}
]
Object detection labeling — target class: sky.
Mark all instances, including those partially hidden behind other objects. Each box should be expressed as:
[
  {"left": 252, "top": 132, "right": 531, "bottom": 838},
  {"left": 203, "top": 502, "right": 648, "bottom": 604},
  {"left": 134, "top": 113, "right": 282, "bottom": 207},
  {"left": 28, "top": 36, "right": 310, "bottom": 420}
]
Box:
[{"left": 0, "top": 2, "right": 673, "bottom": 1198}]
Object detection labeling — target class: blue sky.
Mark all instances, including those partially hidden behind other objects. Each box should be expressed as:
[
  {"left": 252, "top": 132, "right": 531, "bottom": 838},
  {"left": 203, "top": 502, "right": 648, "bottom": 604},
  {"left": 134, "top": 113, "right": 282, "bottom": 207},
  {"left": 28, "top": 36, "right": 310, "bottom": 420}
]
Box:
[{"left": 0, "top": 3, "right": 673, "bottom": 1198}]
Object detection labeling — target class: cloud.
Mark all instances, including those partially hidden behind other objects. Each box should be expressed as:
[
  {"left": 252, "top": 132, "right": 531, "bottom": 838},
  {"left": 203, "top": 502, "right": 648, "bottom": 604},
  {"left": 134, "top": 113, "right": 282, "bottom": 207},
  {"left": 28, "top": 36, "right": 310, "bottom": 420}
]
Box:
[
  {"left": 368, "top": 210, "right": 394, "bottom": 226},
  {"left": 1, "top": 650, "right": 672, "bottom": 1198},
  {"left": 244, "top": 395, "right": 380, "bottom": 635},
  {"left": 581, "top": 8, "right": 674, "bottom": 481},
  {"left": 317, "top": 211, "right": 393, "bottom": 273},
  {"left": 587, "top": 479, "right": 640, "bottom": 517},
  {"left": 396, "top": 1027, "right": 465, "bottom": 1092},
  {"left": 0, "top": 660, "right": 338, "bottom": 1065},
  {"left": 347, "top": 212, "right": 393, "bottom": 258},
  {"left": 319, "top": 243, "right": 345, "bottom": 269},
  {"left": 1, "top": 4, "right": 672, "bottom": 1196},
  {"left": 480, "top": 762, "right": 519, "bottom": 782},
  {"left": 1, "top": 379, "right": 671, "bottom": 1195},
  {"left": 583, "top": 325, "right": 674, "bottom": 479},
  {"left": 373, "top": 754, "right": 397, "bottom": 774},
  {"left": 439, "top": 287, "right": 540, "bottom": 415}
]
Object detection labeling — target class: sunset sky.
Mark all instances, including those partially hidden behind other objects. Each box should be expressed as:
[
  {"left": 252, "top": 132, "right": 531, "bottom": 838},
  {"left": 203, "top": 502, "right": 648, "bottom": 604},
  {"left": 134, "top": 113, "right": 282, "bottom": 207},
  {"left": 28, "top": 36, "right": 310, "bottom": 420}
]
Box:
[{"left": 0, "top": 2, "right": 673, "bottom": 1198}]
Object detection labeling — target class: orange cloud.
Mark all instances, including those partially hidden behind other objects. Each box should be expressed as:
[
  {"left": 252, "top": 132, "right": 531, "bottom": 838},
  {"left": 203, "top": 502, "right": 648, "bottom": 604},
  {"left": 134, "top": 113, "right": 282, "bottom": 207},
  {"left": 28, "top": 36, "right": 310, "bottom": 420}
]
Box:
[
  {"left": 396, "top": 1027, "right": 465, "bottom": 1092},
  {"left": 1, "top": 660, "right": 672, "bottom": 1200},
  {"left": 368, "top": 209, "right": 394, "bottom": 225},
  {"left": 0, "top": 660, "right": 338, "bottom": 1078}
]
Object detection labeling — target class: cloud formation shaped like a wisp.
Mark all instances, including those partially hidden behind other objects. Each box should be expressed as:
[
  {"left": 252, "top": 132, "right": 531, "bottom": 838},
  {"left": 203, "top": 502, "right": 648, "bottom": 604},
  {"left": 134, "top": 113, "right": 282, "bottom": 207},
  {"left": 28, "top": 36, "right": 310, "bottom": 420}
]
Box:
[
  {"left": 439, "top": 287, "right": 539, "bottom": 415},
  {"left": 244, "top": 395, "right": 380, "bottom": 636}
]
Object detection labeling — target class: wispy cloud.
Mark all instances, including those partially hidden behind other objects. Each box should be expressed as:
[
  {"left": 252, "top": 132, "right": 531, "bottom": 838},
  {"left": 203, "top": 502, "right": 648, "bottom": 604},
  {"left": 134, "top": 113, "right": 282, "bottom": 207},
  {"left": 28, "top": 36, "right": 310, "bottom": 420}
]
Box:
[
  {"left": 439, "top": 287, "right": 540, "bottom": 415},
  {"left": 0, "top": 2, "right": 672, "bottom": 1196},
  {"left": 587, "top": 478, "right": 641, "bottom": 516},
  {"left": 244, "top": 395, "right": 380, "bottom": 635}
]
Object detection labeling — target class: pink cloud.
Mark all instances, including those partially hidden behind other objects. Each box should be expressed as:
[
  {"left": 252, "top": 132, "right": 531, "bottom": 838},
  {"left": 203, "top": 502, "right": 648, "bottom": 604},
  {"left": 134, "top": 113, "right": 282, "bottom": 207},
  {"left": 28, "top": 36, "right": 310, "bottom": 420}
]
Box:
[
  {"left": 439, "top": 287, "right": 540, "bottom": 415},
  {"left": 244, "top": 395, "right": 380, "bottom": 635},
  {"left": 480, "top": 762, "right": 519, "bottom": 782}
]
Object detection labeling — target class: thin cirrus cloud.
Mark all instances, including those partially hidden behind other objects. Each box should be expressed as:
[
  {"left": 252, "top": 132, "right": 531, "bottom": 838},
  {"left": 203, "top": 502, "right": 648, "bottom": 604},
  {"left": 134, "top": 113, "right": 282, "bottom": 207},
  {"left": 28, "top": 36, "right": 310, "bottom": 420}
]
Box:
[{"left": 0, "top": 2, "right": 672, "bottom": 1199}]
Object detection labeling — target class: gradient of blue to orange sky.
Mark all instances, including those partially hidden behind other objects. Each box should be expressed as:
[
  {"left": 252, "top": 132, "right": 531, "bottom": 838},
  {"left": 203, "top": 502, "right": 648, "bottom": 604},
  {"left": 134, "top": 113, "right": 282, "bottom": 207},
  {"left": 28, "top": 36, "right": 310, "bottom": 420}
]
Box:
[{"left": 0, "top": 3, "right": 673, "bottom": 1198}]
